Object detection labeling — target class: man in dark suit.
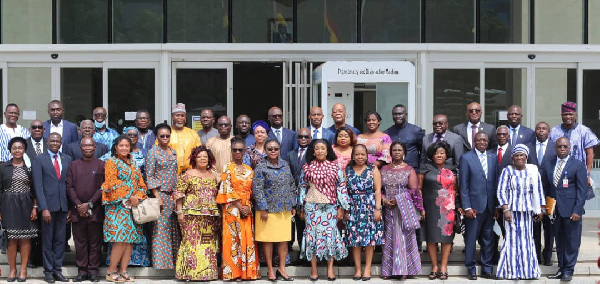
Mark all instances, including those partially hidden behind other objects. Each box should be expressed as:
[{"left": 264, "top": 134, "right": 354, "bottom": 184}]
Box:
[
  {"left": 531, "top": 121, "right": 557, "bottom": 266},
  {"left": 308, "top": 106, "right": 335, "bottom": 145},
  {"left": 43, "top": 100, "right": 79, "bottom": 147},
  {"left": 453, "top": 102, "right": 497, "bottom": 152},
  {"left": 267, "top": 107, "right": 296, "bottom": 159},
  {"left": 64, "top": 120, "right": 108, "bottom": 160},
  {"left": 25, "top": 119, "right": 47, "bottom": 268},
  {"left": 459, "top": 132, "right": 498, "bottom": 280},
  {"left": 272, "top": 23, "right": 292, "bottom": 43},
  {"left": 542, "top": 137, "right": 587, "bottom": 282},
  {"left": 327, "top": 103, "right": 361, "bottom": 135},
  {"left": 33, "top": 133, "right": 71, "bottom": 283},
  {"left": 285, "top": 128, "right": 311, "bottom": 259},
  {"left": 421, "top": 114, "right": 464, "bottom": 166},
  {"left": 507, "top": 105, "right": 535, "bottom": 145}
]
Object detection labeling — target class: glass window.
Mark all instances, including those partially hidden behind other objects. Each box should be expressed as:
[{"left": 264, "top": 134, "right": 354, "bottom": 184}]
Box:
[
  {"left": 589, "top": 1, "right": 600, "bottom": 44},
  {"left": 582, "top": 70, "right": 600, "bottom": 159},
  {"left": 535, "top": 0, "right": 583, "bottom": 44},
  {"left": 2, "top": 0, "right": 52, "bottom": 44},
  {"left": 58, "top": 0, "right": 108, "bottom": 43},
  {"left": 8, "top": 68, "right": 51, "bottom": 126},
  {"left": 484, "top": 69, "right": 525, "bottom": 127},
  {"left": 61, "top": 68, "right": 103, "bottom": 124},
  {"left": 233, "top": 62, "right": 282, "bottom": 122},
  {"left": 176, "top": 68, "right": 227, "bottom": 129},
  {"left": 232, "top": 0, "right": 293, "bottom": 43},
  {"left": 535, "top": 69, "right": 576, "bottom": 127},
  {"left": 361, "top": 0, "right": 420, "bottom": 43},
  {"left": 426, "top": 0, "right": 475, "bottom": 43},
  {"left": 167, "top": 0, "right": 228, "bottom": 43},
  {"left": 112, "top": 0, "right": 163, "bottom": 43},
  {"left": 297, "top": 0, "right": 357, "bottom": 43},
  {"left": 480, "top": 0, "right": 528, "bottom": 43},
  {"left": 433, "top": 69, "right": 480, "bottom": 128},
  {"left": 108, "top": 69, "right": 155, "bottom": 133}
]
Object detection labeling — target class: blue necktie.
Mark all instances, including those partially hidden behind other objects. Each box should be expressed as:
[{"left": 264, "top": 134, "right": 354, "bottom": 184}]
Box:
[
  {"left": 538, "top": 142, "right": 544, "bottom": 164},
  {"left": 275, "top": 129, "right": 282, "bottom": 142},
  {"left": 511, "top": 128, "right": 517, "bottom": 145},
  {"left": 479, "top": 151, "right": 488, "bottom": 179},
  {"left": 313, "top": 129, "right": 318, "bottom": 139}
]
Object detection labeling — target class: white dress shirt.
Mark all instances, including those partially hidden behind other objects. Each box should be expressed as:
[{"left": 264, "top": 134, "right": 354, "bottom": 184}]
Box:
[
  {"left": 467, "top": 122, "right": 480, "bottom": 147},
  {"left": 310, "top": 126, "right": 324, "bottom": 139}
]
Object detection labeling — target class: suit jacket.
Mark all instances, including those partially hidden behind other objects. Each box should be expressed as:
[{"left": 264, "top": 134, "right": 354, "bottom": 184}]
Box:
[
  {"left": 494, "top": 144, "right": 536, "bottom": 179},
  {"left": 268, "top": 128, "right": 297, "bottom": 161},
  {"left": 459, "top": 149, "right": 498, "bottom": 214},
  {"left": 310, "top": 126, "right": 335, "bottom": 145},
  {"left": 541, "top": 156, "right": 587, "bottom": 217},
  {"left": 25, "top": 138, "right": 48, "bottom": 163},
  {"left": 510, "top": 125, "right": 536, "bottom": 146},
  {"left": 43, "top": 119, "right": 79, "bottom": 145},
  {"left": 64, "top": 140, "right": 109, "bottom": 161},
  {"left": 529, "top": 140, "right": 557, "bottom": 169},
  {"left": 421, "top": 131, "right": 464, "bottom": 166},
  {"left": 453, "top": 121, "right": 497, "bottom": 152},
  {"left": 33, "top": 152, "right": 71, "bottom": 212},
  {"left": 0, "top": 162, "right": 33, "bottom": 206},
  {"left": 286, "top": 147, "right": 307, "bottom": 185}
]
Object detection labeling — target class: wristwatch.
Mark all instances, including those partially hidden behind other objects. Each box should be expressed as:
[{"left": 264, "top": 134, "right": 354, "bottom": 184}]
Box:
[{"left": 88, "top": 202, "right": 93, "bottom": 209}]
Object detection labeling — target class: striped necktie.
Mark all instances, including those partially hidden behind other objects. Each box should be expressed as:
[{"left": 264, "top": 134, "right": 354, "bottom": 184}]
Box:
[
  {"left": 554, "top": 159, "right": 565, "bottom": 187},
  {"left": 479, "top": 151, "right": 488, "bottom": 179}
]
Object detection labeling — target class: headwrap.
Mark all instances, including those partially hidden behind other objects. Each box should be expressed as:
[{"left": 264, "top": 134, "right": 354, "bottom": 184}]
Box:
[
  {"left": 511, "top": 143, "right": 529, "bottom": 157},
  {"left": 561, "top": 101, "right": 576, "bottom": 113},
  {"left": 123, "top": 126, "right": 139, "bottom": 135},
  {"left": 172, "top": 103, "right": 186, "bottom": 114},
  {"left": 252, "top": 120, "right": 270, "bottom": 134}
]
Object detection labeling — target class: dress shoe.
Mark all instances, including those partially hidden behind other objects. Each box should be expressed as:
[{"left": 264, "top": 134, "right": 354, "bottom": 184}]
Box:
[
  {"left": 467, "top": 273, "right": 477, "bottom": 280},
  {"left": 27, "top": 262, "right": 36, "bottom": 268},
  {"left": 73, "top": 274, "right": 88, "bottom": 282},
  {"left": 561, "top": 273, "right": 573, "bottom": 282},
  {"left": 480, "top": 272, "right": 495, "bottom": 279},
  {"left": 17, "top": 277, "right": 26, "bottom": 282},
  {"left": 543, "top": 259, "right": 553, "bottom": 266},
  {"left": 89, "top": 274, "right": 100, "bottom": 282},
  {"left": 54, "top": 273, "right": 69, "bottom": 282},
  {"left": 44, "top": 275, "right": 56, "bottom": 283},
  {"left": 547, "top": 270, "right": 564, "bottom": 279},
  {"left": 7, "top": 277, "right": 16, "bottom": 282}
]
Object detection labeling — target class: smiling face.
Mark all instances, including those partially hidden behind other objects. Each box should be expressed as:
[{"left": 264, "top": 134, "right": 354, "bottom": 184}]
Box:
[
  {"left": 433, "top": 147, "right": 447, "bottom": 166},
  {"left": 474, "top": 132, "right": 489, "bottom": 152},
  {"left": 352, "top": 145, "right": 368, "bottom": 166},
  {"left": 195, "top": 151, "right": 209, "bottom": 169},
  {"left": 313, "top": 142, "right": 328, "bottom": 161},
  {"left": 365, "top": 114, "right": 380, "bottom": 132},
  {"left": 507, "top": 105, "right": 522, "bottom": 127},
  {"left": 126, "top": 129, "right": 139, "bottom": 145},
  {"left": 80, "top": 120, "right": 95, "bottom": 138},
  {"left": 30, "top": 120, "right": 44, "bottom": 140},
  {"left": 4, "top": 105, "right": 19, "bottom": 125},
  {"left": 253, "top": 125, "right": 267, "bottom": 144},
  {"left": 116, "top": 138, "right": 131, "bottom": 159},
  {"left": 297, "top": 128, "right": 311, "bottom": 147},
  {"left": 432, "top": 115, "right": 448, "bottom": 134},
  {"left": 391, "top": 143, "right": 405, "bottom": 163},
  {"left": 336, "top": 129, "right": 351, "bottom": 147},
  {"left": 466, "top": 102, "right": 482, "bottom": 124},
  {"left": 80, "top": 137, "right": 96, "bottom": 159},
  {"left": 93, "top": 107, "right": 107, "bottom": 123},
  {"left": 265, "top": 141, "right": 280, "bottom": 161},
  {"left": 135, "top": 111, "right": 151, "bottom": 130},
  {"left": 392, "top": 106, "right": 407, "bottom": 126},
  {"left": 309, "top": 107, "right": 324, "bottom": 128},
  {"left": 331, "top": 103, "right": 346, "bottom": 125},
  {"left": 512, "top": 152, "right": 527, "bottom": 169},
  {"left": 172, "top": 112, "right": 186, "bottom": 129},
  {"left": 10, "top": 141, "right": 25, "bottom": 160},
  {"left": 231, "top": 141, "right": 246, "bottom": 162},
  {"left": 561, "top": 112, "right": 576, "bottom": 127},
  {"left": 48, "top": 133, "right": 62, "bottom": 154}
]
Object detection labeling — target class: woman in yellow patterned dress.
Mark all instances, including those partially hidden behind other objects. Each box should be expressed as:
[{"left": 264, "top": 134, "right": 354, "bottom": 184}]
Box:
[
  {"left": 216, "top": 137, "right": 260, "bottom": 281},
  {"left": 173, "top": 146, "right": 219, "bottom": 281}
]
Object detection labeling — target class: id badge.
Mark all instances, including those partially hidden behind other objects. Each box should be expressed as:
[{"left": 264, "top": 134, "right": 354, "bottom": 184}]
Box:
[{"left": 563, "top": 178, "right": 569, "bottom": 188}]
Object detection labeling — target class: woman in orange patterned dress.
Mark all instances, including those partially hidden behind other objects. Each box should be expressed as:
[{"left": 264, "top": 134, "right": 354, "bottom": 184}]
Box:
[
  {"left": 217, "top": 137, "right": 260, "bottom": 281},
  {"left": 102, "top": 135, "right": 148, "bottom": 282}
]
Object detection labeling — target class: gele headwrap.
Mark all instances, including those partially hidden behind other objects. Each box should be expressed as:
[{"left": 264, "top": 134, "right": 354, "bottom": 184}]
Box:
[
  {"left": 252, "top": 120, "right": 270, "bottom": 134},
  {"left": 511, "top": 143, "right": 529, "bottom": 157},
  {"left": 122, "top": 126, "right": 138, "bottom": 135}
]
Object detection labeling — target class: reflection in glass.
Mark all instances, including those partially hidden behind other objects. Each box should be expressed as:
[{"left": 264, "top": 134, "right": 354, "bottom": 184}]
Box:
[
  {"left": 176, "top": 69, "right": 227, "bottom": 128},
  {"left": 8, "top": 68, "right": 51, "bottom": 126},
  {"left": 168, "top": 0, "right": 228, "bottom": 43},
  {"left": 535, "top": 69, "right": 576, "bottom": 128},
  {"left": 484, "top": 69, "right": 524, "bottom": 127},
  {"left": 297, "top": 0, "right": 357, "bottom": 43},
  {"left": 108, "top": 69, "right": 155, "bottom": 133},
  {"left": 433, "top": 69, "right": 480, "bottom": 128},
  {"left": 480, "top": 0, "right": 527, "bottom": 43},
  {"left": 426, "top": 0, "right": 474, "bottom": 43},
  {"left": 232, "top": 0, "right": 293, "bottom": 43},
  {"left": 361, "top": 0, "right": 420, "bottom": 43},
  {"left": 58, "top": 0, "right": 108, "bottom": 43},
  {"left": 61, "top": 68, "right": 103, "bottom": 124},
  {"left": 113, "top": 0, "right": 163, "bottom": 43},
  {"left": 582, "top": 70, "right": 600, "bottom": 160},
  {"left": 535, "top": 0, "right": 582, "bottom": 44}
]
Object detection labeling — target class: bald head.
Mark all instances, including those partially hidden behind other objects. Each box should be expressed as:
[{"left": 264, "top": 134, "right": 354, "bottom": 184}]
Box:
[
  {"left": 309, "top": 106, "right": 324, "bottom": 128},
  {"left": 466, "top": 102, "right": 482, "bottom": 124},
  {"left": 331, "top": 103, "right": 347, "bottom": 126},
  {"left": 268, "top": 107, "right": 283, "bottom": 128},
  {"left": 216, "top": 116, "right": 232, "bottom": 138},
  {"left": 236, "top": 114, "right": 251, "bottom": 135},
  {"left": 507, "top": 105, "right": 523, "bottom": 127}
]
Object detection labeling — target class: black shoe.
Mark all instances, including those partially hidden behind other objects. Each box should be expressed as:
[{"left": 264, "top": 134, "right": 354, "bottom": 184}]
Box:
[
  {"left": 73, "top": 274, "right": 88, "bottom": 282},
  {"left": 561, "top": 273, "right": 573, "bottom": 282},
  {"left": 17, "top": 277, "right": 26, "bottom": 282},
  {"left": 7, "top": 277, "right": 16, "bottom": 282},
  {"left": 89, "top": 274, "right": 100, "bottom": 282},
  {"left": 276, "top": 270, "right": 294, "bottom": 281},
  {"left": 26, "top": 263, "right": 36, "bottom": 268},
  {"left": 353, "top": 276, "right": 362, "bottom": 281},
  {"left": 543, "top": 259, "right": 553, "bottom": 266},
  {"left": 327, "top": 277, "right": 336, "bottom": 281},
  {"left": 53, "top": 273, "right": 68, "bottom": 282},
  {"left": 361, "top": 277, "right": 371, "bottom": 281},
  {"left": 547, "top": 271, "right": 564, "bottom": 279},
  {"left": 480, "top": 272, "right": 495, "bottom": 279},
  {"left": 44, "top": 275, "right": 55, "bottom": 283},
  {"left": 467, "top": 273, "right": 477, "bottom": 280}
]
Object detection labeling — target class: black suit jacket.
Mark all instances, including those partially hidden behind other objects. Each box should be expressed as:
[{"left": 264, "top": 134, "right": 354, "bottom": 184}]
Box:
[
  {"left": 286, "top": 147, "right": 307, "bottom": 185},
  {"left": 268, "top": 128, "right": 297, "bottom": 162},
  {"left": 33, "top": 152, "right": 71, "bottom": 212},
  {"left": 453, "top": 121, "right": 497, "bottom": 152},
  {"left": 64, "top": 140, "right": 109, "bottom": 161},
  {"left": 511, "top": 125, "right": 536, "bottom": 146},
  {"left": 25, "top": 138, "right": 48, "bottom": 165},
  {"left": 43, "top": 120, "right": 79, "bottom": 145}
]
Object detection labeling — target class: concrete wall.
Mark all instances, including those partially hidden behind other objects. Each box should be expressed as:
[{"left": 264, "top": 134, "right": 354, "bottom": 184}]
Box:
[
  {"left": 535, "top": 69, "right": 568, "bottom": 127},
  {"left": 8, "top": 68, "right": 52, "bottom": 126},
  {"left": 535, "top": 0, "right": 583, "bottom": 44},
  {"left": 2, "top": 0, "right": 52, "bottom": 44}
]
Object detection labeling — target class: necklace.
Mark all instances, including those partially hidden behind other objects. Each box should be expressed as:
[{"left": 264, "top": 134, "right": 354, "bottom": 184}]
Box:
[{"left": 391, "top": 161, "right": 405, "bottom": 169}]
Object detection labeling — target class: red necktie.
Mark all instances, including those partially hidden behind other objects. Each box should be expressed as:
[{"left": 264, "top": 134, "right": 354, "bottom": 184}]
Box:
[
  {"left": 54, "top": 155, "right": 61, "bottom": 179},
  {"left": 497, "top": 147, "right": 503, "bottom": 164}
]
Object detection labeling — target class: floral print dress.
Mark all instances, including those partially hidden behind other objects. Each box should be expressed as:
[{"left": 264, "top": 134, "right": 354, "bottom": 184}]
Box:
[
  {"left": 344, "top": 164, "right": 383, "bottom": 247},
  {"left": 419, "top": 162, "right": 458, "bottom": 243}
]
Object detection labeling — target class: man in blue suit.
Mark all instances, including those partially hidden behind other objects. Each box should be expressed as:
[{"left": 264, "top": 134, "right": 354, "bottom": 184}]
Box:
[
  {"left": 33, "top": 133, "right": 72, "bottom": 283},
  {"left": 308, "top": 106, "right": 335, "bottom": 145},
  {"left": 459, "top": 132, "right": 498, "bottom": 280},
  {"left": 267, "top": 107, "right": 296, "bottom": 159},
  {"left": 507, "top": 105, "right": 535, "bottom": 146},
  {"left": 542, "top": 137, "right": 587, "bottom": 282},
  {"left": 43, "top": 100, "right": 79, "bottom": 148}
]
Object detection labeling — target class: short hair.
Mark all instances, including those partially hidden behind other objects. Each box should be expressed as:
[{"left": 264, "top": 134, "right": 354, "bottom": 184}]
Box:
[
  {"left": 137, "top": 108, "right": 150, "bottom": 114},
  {"left": 154, "top": 123, "right": 171, "bottom": 134},
  {"left": 265, "top": 139, "right": 280, "bottom": 148},
  {"left": 305, "top": 139, "right": 337, "bottom": 164},
  {"left": 48, "top": 100, "right": 62, "bottom": 108},
  {"left": 5, "top": 103, "right": 18, "bottom": 111},
  {"left": 334, "top": 127, "right": 357, "bottom": 147},
  {"left": 230, "top": 136, "right": 246, "bottom": 148},
  {"left": 8, "top": 137, "right": 27, "bottom": 152},
  {"left": 111, "top": 135, "right": 132, "bottom": 158},
  {"left": 364, "top": 110, "right": 382, "bottom": 122},
  {"left": 426, "top": 141, "right": 452, "bottom": 162},
  {"left": 349, "top": 144, "right": 371, "bottom": 167},
  {"left": 393, "top": 104, "right": 406, "bottom": 109},
  {"left": 389, "top": 141, "right": 407, "bottom": 155},
  {"left": 189, "top": 146, "right": 216, "bottom": 170}
]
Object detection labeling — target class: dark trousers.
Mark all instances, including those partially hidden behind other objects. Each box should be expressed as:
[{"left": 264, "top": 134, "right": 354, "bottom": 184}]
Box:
[
  {"left": 553, "top": 211, "right": 582, "bottom": 274},
  {"left": 464, "top": 209, "right": 495, "bottom": 275},
  {"left": 29, "top": 219, "right": 43, "bottom": 266},
  {"left": 41, "top": 211, "right": 67, "bottom": 276},
  {"left": 72, "top": 219, "right": 103, "bottom": 276},
  {"left": 533, "top": 214, "right": 554, "bottom": 262}
]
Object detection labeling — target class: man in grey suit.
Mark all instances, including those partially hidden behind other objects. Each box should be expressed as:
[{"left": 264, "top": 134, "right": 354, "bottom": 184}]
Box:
[
  {"left": 453, "top": 102, "right": 497, "bottom": 152},
  {"left": 421, "top": 114, "right": 464, "bottom": 166},
  {"left": 33, "top": 133, "right": 71, "bottom": 283}
]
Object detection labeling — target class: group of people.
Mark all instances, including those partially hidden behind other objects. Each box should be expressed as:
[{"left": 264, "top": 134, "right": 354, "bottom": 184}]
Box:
[{"left": 0, "top": 98, "right": 595, "bottom": 282}]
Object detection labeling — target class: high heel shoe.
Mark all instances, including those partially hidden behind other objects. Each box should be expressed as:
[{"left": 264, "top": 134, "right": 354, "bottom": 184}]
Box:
[{"left": 276, "top": 270, "right": 294, "bottom": 281}]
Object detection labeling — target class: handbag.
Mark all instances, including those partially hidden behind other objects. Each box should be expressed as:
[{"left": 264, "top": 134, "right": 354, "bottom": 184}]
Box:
[
  {"left": 131, "top": 198, "right": 160, "bottom": 224},
  {"left": 0, "top": 222, "right": 7, "bottom": 251},
  {"left": 453, "top": 212, "right": 465, "bottom": 234}
]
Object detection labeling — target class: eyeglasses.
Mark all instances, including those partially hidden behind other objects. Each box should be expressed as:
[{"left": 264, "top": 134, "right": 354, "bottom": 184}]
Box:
[
  {"left": 93, "top": 113, "right": 107, "bottom": 118},
  {"left": 31, "top": 125, "right": 43, "bottom": 130},
  {"left": 232, "top": 148, "right": 245, "bottom": 153},
  {"left": 126, "top": 133, "right": 138, "bottom": 137},
  {"left": 266, "top": 147, "right": 280, "bottom": 152},
  {"left": 556, "top": 145, "right": 569, "bottom": 149},
  {"left": 270, "top": 114, "right": 283, "bottom": 118},
  {"left": 298, "top": 135, "right": 310, "bottom": 139},
  {"left": 159, "top": 134, "right": 171, "bottom": 139},
  {"left": 468, "top": 109, "right": 482, "bottom": 113}
]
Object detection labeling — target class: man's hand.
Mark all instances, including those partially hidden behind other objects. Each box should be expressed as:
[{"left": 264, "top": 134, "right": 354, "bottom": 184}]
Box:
[
  {"left": 570, "top": 213, "right": 581, "bottom": 222},
  {"left": 465, "top": 209, "right": 476, "bottom": 219},
  {"left": 42, "top": 210, "right": 52, "bottom": 223}
]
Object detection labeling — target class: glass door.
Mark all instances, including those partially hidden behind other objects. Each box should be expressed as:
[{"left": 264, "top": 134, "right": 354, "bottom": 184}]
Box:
[{"left": 284, "top": 61, "right": 314, "bottom": 130}]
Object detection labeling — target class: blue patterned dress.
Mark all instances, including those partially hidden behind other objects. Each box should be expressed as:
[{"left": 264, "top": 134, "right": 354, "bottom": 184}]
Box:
[{"left": 344, "top": 164, "right": 383, "bottom": 247}]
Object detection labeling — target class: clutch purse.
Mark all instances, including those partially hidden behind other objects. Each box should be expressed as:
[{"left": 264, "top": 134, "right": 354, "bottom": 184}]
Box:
[
  {"left": 131, "top": 198, "right": 160, "bottom": 224},
  {"left": 545, "top": 196, "right": 556, "bottom": 216}
]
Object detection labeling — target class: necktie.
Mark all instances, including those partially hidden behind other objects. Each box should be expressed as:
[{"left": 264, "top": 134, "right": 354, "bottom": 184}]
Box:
[
  {"left": 479, "top": 151, "right": 488, "bottom": 179},
  {"left": 35, "top": 142, "right": 41, "bottom": 155},
  {"left": 511, "top": 128, "right": 517, "bottom": 145},
  {"left": 298, "top": 148, "right": 305, "bottom": 164},
  {"left": 313, "top": 129, "right": 318, "bottom": 139},
  {"left": 538, "top": 142, "right": 545, "bottom": 164},
  {"left": 435, "top": 133, "right": 443, "bottom": 142},
  {"left": 53, "top": 154, "right": 61, "bottom": 179},
  {"left": 471, "top": 124, "right": 477, "bottom": 147},
  {"left": 554, "top": 159, "right": 565, "bottom": 187},
  {"left": 497, "top": 147, "right": 503, "bottom": 164},
  {"left": 275, "top": 129, "right": 282, "bottom": 142}
]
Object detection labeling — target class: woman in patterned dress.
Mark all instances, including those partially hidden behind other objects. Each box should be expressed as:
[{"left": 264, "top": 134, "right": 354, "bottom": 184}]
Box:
[
  {"left": 356, "top": 111, "right": 392, "bottom": 168},
  {"left": 344, "top": 144, "right": 383, "bottom": 281},
  {"left": 146, "top": 123, "right": 181, "bottom": 269},
  {"left": 0, "top": 137, "right": 38, "bottom": 281},
  {"left": 497, "top": 144, "right": 545, "bottom": 280},
  {"left": 298, "top": 139, "right": 350, "bottom": 281},
  {"left": 332, "top": 127, "right": 356, "bottom": 170},
  {"left": 102, "top": 135, "right": 148, "bottom": 282},
  {"left": 418, "top": 141, "right": 461, "bottom": 280},
  {"left": 216, "top": 137, "right": 260, "bottom": 281},
  {"left": 173, "top": 146, "right": 220, "bottom": 281},
  {"left": 380, "top": 141, "right": 423, "bottom": 280},
  {"left": 243, "top": 120, "right": 269, "bottom": 169}
]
